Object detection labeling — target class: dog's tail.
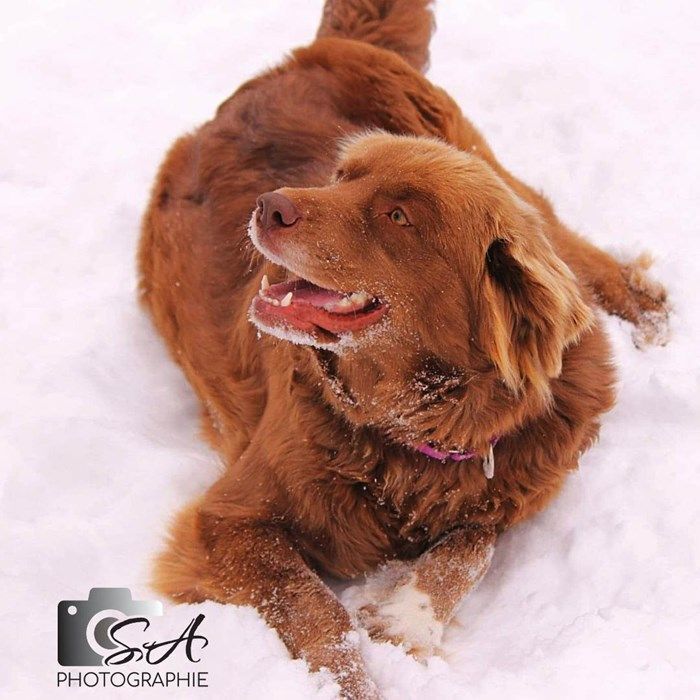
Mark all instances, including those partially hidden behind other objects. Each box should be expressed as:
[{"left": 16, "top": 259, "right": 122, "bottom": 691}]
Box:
[{"left": 316, "top": 0, "right": 435, "bottom": 73}]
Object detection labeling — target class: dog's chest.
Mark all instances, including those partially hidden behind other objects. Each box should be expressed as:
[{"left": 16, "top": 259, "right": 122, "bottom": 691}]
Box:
[
  {"left": 368, "top": 456, "right": 491, "bottom": 537},
  {"left": 292, "top": 452, "right": 494, "bottom": 577}
]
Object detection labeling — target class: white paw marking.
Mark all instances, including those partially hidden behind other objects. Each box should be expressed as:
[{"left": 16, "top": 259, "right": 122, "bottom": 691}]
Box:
[{"left": 355, "top": 572, "right": 443, "bottom": 658}]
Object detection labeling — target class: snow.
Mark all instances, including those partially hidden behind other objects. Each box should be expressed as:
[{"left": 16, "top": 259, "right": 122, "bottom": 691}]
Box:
[{"left": 2, "top": 1, "right": 699, "bottom": 698}]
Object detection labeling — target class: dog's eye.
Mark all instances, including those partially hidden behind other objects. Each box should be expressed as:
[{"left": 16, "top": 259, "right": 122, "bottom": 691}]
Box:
[{"left": 388, "top": 208, "right": 411, "bottom": 226}]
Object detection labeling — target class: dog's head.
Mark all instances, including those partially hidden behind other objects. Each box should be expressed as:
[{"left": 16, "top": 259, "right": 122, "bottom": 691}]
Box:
[{"left": 248, "top": 133, "right": 593, "bottom": 449}]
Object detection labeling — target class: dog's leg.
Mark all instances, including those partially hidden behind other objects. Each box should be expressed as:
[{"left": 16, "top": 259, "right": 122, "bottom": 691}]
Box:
[
  {"left": 154, "top": 503, "right": 379, "bottom": 700},
  {"left": 549, "top": 229, "right": 670, "bottom": 347},
  {"left": 354, "top": 526, "right": 495, "bottom": 659}
]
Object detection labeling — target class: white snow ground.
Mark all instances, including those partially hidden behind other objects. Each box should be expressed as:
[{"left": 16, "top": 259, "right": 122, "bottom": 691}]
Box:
[{"left": 2, "top": 1, "right": 699, "bottom": 698}]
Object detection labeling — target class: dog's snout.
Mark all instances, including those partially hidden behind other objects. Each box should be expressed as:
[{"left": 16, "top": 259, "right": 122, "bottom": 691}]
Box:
[{"left": 256, "top": 192, "right": 301, "bottom": 231}]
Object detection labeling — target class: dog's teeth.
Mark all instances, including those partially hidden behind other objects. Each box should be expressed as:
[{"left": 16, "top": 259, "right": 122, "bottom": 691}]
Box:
[
  {"left": 350, "top": 292, "right": 370, "bottom": 306},
  {"left": 280, "top": 292, "right": 293, "bottom": 307},
  {"left": 261, "top": 274, "right": 270, "bottom": 292}
]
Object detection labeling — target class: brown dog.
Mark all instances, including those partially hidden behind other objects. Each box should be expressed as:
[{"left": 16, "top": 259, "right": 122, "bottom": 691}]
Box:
[{"left": 138, "top": 2, "right": 668, "bottom": 697}]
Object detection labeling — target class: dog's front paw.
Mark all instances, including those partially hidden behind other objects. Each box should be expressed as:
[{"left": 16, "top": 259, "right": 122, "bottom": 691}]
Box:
[
  {"left": 356, "top": 573, "right": 443, "bottom": 660},
  {"left": 621, "top": 253, "right": 670, "bottom": 348}
]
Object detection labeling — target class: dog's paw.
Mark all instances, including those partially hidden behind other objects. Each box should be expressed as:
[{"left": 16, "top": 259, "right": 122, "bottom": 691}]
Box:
[
  {"left": 631, "top": 308, "right": 670, "bottom": 349},
  {"left": 621, "top": 253, "right": 670, "bottom": 348},
  {"left": 356, "top": 573, "right": 443, "bottom": 661}
]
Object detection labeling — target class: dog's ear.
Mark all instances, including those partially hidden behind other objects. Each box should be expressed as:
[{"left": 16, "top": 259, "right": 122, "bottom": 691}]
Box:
[{"left": 480, "top": 210, "right": 594, "bottom": 400}]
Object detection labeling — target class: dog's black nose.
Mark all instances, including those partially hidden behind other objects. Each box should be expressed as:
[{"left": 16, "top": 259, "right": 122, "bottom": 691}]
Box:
[{"left": 256, "top": 192, "right": 301, "bottom": 230}]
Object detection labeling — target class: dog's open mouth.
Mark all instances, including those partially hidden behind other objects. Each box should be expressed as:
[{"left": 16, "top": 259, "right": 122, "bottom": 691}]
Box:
[{"left": 249, "top": 274, "right": 387, "bottom": 344}]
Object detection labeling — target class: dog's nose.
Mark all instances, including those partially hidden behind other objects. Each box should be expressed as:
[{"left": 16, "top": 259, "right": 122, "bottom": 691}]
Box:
[{"left": 256, "top": 192, "right": 301, "bottom": 230}]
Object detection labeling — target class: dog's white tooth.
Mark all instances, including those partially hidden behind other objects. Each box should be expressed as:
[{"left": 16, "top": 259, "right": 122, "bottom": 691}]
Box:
[
  {"left": 351, "top": 292, "right": 370, "bottom": 305},
  {"left": 270, "top": 298, "right": 280, "bottom": 306},
  {"left": 280, "top": 291, "right": 293, "bottom": 307},
  {"left": 261, "top": 274, "right": 270, "bottom": 292}
]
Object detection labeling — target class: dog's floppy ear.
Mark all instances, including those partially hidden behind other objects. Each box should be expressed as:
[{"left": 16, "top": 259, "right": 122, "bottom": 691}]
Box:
[{"left": 480, "top": 208, "right": 594, "bottom": 400}]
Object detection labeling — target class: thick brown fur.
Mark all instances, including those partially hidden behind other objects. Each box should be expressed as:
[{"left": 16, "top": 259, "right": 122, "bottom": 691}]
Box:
[{"left": 138, "top": 2, "right": 668, "bottom": 697}]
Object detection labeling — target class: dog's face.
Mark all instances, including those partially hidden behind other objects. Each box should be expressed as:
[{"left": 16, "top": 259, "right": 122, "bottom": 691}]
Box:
[{"left": 248, "top": 133, "right": 592, "bottom": 448}]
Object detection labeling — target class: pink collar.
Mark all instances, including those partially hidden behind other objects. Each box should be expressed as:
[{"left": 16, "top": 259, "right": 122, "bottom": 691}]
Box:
[
  {"left": 416, "top": 443, "right": 478, "bottom": 461},
  {"left": 414, "top": 436, "right": 499, "bottom": 478}
]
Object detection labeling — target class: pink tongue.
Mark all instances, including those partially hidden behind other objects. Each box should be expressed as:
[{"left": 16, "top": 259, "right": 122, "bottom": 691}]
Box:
[
  {"left": 266, "top": 279, "right": 354, "bottom": 309},
  {"left": 252, "top": 278, "right": 387, "bottom": 336}
]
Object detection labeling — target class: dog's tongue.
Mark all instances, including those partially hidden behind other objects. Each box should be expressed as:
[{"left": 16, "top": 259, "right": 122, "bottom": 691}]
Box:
[
  {"left": 264, "top": 279, "right": 372, "bottom": 315},
  {"left": 252, "top": 278, "right": 387, "bottom": 336}
]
